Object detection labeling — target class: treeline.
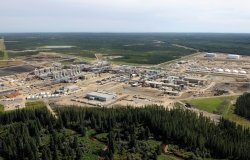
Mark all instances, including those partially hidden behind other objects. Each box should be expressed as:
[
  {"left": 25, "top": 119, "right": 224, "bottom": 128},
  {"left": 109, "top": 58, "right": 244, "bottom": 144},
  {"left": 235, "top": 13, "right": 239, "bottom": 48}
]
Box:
[
  {"left": 0, "top": 107, "right": 86, "bottom": 160},
  {"left": 235, "top": 93, "right": 250, "bottom": 120},
  {"left": 2, "top": 33, "right": 195, "bottom": 64},
  {"left": 57, "top": 106, "right": 250, "bottom": 160},
  {"left": 0, "top": 105, "right": 250, "bottom": 159}
]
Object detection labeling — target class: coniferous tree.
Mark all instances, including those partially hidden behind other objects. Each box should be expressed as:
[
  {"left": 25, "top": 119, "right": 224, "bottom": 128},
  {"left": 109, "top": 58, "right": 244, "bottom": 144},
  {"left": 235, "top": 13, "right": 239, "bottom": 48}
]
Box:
[{"left": 235, "top": 93, "right": 250, "bottom": 119}]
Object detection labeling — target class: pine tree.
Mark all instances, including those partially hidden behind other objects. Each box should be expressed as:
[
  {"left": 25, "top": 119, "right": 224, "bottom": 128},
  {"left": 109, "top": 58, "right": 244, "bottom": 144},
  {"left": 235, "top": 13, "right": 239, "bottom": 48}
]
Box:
[
  {"left": 57, "top": 115, "right": 64, "bottom": 129},
  {"left": 145, "top": 126, "right": 150, "bottom": 140}
]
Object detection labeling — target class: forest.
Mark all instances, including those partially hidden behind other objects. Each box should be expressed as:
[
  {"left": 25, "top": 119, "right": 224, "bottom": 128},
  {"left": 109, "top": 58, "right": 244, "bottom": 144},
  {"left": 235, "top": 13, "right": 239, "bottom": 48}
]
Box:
[
  {"left": 235, "top": 93, "right": 250, "bottom": 120},
  {"left": 2, "top": 33, "right": 250, "bottom": 64},
  {"left": 0, "top": 102, "right": 250, "bottom": 160}
]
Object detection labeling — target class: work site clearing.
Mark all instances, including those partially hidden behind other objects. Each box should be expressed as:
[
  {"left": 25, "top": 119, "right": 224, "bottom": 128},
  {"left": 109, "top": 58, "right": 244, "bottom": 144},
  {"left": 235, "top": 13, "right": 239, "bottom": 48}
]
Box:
[{"left": 0, "top": 49, "right": 250, "bottom": 124}]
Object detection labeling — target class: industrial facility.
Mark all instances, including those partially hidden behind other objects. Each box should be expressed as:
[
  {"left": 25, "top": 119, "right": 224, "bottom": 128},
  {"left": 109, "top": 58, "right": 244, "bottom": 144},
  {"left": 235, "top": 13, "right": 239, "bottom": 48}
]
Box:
[
  {"left": 0, "top": 51, "right": 250, "bottom": 111},
  {"left": 34, "top": 62, "right": 111, "bottom": 83},
  {"left": 186, "top": 67, "right": 248, "bottom": 77}
]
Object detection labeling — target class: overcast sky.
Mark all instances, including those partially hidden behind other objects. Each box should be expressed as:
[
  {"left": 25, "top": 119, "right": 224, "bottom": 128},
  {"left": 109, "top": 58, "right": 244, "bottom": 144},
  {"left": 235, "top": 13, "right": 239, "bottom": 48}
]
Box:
[{"left": 1, "top": 0, "right": 250, "bottom": 33}]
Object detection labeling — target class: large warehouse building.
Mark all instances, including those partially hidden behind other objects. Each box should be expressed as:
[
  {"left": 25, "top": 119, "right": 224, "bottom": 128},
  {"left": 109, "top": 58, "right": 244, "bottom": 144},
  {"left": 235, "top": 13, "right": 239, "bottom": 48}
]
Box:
[{"left": 86, "top": 92, "right": 116, "bottom": 101}]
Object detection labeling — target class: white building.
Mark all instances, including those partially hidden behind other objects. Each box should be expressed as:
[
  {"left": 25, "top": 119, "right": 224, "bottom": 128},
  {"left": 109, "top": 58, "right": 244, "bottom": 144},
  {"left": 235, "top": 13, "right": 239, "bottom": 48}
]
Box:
[
  {"left": 217, "top": 68, "right": 224, "bottom": 72},
  {"left": 205, "top": 53, "right": 217, "bottom": 58},
  {"left": 228, "top": 54, "right": 240, "bottom": 60},
  {"left": 239, "top": 70, "right": 247, "bottom": 74},
  {"left": 232, "top": 70, "right": 239, "bottom": 73}
]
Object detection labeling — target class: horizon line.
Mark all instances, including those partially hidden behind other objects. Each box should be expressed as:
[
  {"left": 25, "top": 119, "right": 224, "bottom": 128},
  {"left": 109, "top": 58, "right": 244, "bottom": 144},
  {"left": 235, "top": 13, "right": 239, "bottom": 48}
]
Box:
[{"left": 1, "top": 31, "right": 250, "bottom": 34}]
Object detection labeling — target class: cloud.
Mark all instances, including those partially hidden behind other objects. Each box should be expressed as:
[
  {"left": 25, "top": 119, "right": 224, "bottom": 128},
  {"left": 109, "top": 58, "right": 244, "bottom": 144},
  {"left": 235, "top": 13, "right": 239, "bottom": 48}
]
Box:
[{"left": 0, "top": 0, "right": 250, "bottom": 32}]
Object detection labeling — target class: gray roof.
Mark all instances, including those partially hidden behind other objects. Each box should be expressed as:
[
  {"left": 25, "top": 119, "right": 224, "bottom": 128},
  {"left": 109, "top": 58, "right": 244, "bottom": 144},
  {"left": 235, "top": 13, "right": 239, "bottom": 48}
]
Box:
[{"left": 86, "top": 92, "right": 115, "bottom": 99}]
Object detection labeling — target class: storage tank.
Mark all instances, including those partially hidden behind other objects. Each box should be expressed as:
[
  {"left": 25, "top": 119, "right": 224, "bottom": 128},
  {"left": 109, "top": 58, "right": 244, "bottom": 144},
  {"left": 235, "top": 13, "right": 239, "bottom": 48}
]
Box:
[
  {"left": 232, "top": 70, "right": 239, "bottom": 73},
  {"left": 217, "top": 68, "right": 223, "bottom": 72},
  {"left": 228, "top": 54, "right": 240, "bottom": 59},
  {"left": 239, "top": 70, "right": 247, "bottom": 74},
  {"left": 205, "top": 53, "right": 217, "bottom": 57}
]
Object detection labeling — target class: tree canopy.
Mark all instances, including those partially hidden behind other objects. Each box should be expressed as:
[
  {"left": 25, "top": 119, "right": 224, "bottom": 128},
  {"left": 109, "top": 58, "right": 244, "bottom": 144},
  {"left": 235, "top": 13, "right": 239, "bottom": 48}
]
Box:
[
  {"left": 0, "top": 105, "right": 249, "bottom": 160},
  {"left": 235, "top": 93, "right": 250, "bottom": 120}
]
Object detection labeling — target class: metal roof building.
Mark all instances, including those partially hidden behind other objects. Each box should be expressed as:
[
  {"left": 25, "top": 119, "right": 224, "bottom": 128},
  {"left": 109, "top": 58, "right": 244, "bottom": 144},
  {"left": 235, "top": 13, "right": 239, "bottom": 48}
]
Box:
[{"left": 86, "top": 92, "right": 116, "bottom": 101}]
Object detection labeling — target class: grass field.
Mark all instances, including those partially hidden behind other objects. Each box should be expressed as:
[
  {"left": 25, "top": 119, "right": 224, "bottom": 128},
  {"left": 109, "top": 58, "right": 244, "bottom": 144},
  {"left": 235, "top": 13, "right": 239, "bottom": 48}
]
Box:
[
  {"left": 188, "top": 96, "right": 234, "bottom": 114},
  {"left": 187, "top": 96, "right": 250, "bottom": 128},
  {"left": 0, "top": 104, "right": 4, "bottom": 112},
  {"left": 222, "top": 104, "right": 250, "bottom": 128},
  {"left": 3, "top": 51, "right": 8, "bottom": 60},
  {"left": 0, "top": 60, "right": 23, "bottom": 68},
  {"left": 25, "top": 101, "right": 46, "bottom": 109},
  {"left": 0, "top": 39, "right": 8, "bottom": 60}
]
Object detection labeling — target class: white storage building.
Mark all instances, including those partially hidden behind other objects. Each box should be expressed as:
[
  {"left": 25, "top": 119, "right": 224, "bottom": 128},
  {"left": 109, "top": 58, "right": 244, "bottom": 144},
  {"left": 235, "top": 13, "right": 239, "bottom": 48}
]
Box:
[
  {"left": 239, "top": 71, "right": 247, "bottom": 74},
  {"left": 217, "top": 68, "right": 224, "bottom": 72},
  {"left": 228, "top": 54, "right": 240, "bottom": 60},
  {"left": 232, "top": 70, "right": 239, "bottom": 73},
  {"left": 205, "top": 53, "right": 217, "bottom": 58}
]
